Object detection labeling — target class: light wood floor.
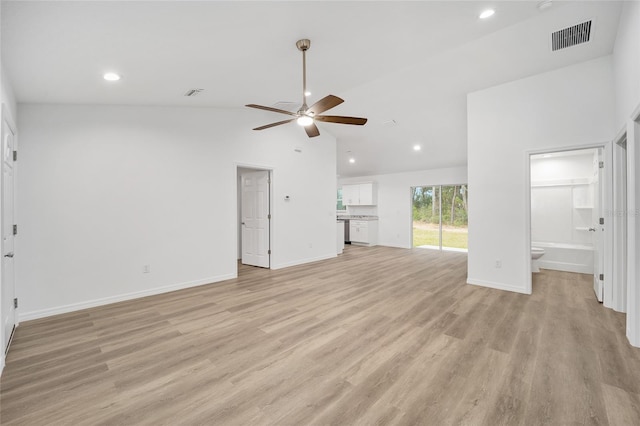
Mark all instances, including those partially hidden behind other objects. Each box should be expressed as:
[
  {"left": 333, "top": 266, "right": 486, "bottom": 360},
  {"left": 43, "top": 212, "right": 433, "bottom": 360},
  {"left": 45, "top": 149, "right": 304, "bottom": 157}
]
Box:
[{"left": 2, "top": 245, "right": 640, "bottom": 425}]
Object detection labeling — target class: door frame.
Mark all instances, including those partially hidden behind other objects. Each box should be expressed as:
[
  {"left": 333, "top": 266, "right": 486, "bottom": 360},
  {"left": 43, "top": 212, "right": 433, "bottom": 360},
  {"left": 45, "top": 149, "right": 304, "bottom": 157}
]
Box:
[
  {"left": 626, "top": 105, "right": 640, "bottom": 347},
  {"left": 235, "top": 164, "right": 274, "bottom": 272},
  {"left": 524, "top": 142, "right": 613, "bottom": 296},
  {"left": 1, "top": 104, "right": 18, "bottom": 372},
  {"left": 611, "top": 127, "right": 628, "bottom": 313}
]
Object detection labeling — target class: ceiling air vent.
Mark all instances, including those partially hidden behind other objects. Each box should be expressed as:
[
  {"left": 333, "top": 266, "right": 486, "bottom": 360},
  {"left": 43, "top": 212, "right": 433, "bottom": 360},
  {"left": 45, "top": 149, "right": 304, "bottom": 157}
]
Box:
[
  {"left": 552, "top": 20, "right": 592, "bottom": 51},
  {"left": 184, "top": 88, "right": 204, "bottom": 97}
]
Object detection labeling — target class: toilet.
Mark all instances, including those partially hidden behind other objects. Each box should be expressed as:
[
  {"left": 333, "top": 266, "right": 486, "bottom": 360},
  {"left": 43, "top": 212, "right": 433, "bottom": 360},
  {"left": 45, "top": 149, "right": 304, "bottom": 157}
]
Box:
[{"left": 531, "top": 247, "right": 545, "bottom": 273}]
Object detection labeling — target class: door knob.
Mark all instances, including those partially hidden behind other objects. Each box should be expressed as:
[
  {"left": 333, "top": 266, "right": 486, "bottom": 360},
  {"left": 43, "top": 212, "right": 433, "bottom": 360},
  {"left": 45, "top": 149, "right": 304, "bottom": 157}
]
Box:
[
  {"left": 4, "top": 252, "right": 14, "bottom": 258},
  {"left": 588, "top": 227, "right": 596, "bottom": 232}
]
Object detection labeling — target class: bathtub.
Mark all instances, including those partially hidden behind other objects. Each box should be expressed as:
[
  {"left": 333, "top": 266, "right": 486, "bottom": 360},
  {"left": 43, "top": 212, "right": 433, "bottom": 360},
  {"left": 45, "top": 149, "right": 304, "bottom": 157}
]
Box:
[{"left": 533, "top": 241, "right": 594, "bottom": 274}]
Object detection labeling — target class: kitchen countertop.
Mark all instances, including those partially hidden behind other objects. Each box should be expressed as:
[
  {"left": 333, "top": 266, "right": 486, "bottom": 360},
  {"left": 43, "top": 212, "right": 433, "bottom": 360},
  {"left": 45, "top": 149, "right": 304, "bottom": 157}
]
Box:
[{"left": 337, "top": 215, "right": 379, "bottom": 221}]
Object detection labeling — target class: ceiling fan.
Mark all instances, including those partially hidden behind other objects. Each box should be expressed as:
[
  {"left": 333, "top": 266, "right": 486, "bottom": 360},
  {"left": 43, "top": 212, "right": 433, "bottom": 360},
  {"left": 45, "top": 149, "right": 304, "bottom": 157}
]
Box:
[{"left": 246, "top": 39, "right": 367, "bottom": 138}]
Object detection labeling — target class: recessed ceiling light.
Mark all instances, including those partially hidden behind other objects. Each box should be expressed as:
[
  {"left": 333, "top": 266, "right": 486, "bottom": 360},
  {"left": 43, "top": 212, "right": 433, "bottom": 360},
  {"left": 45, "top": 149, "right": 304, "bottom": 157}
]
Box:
[
  {"left": 103, "top": 72, "right": 121, "bottom": 81},
  {"left": 349, "top": 158, "right": 355, "bottom": 164},
  {"left": 413, "top": 145, "right": 421, "bottom": 151},
  {"left": 304, "top": 91, "right": 311, "bottom": 97},
  {"left": 479, "top": 9, "right": 495, "bottom": 19}
]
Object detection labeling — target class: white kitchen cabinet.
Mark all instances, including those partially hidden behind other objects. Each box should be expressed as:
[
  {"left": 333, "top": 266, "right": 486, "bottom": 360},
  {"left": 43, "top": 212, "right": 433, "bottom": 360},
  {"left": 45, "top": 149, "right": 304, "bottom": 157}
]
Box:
[
  {"left": 349, "top": 220, "right": 378, "bottom": 246},
  {"left": 342, "top": 182, "right": 377, "bottom": 206},
  {"left": 342, "top": 184, "right": 360, "bottom": 206},
  {"left": 358, "top": 183, "right": 374, "bottom": 205}
]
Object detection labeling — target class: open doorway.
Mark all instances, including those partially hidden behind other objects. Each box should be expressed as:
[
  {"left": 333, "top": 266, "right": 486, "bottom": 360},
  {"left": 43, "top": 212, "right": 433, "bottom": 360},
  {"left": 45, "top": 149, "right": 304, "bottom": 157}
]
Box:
[
  {"left": 529, "top": 147, "right": 606, "bottom": 301},
  {"left": 411, "top": 184, "right": 468, "bottom": 251},
  {"left": 237, "top": 167, "right": 272, "bottom": 270}
]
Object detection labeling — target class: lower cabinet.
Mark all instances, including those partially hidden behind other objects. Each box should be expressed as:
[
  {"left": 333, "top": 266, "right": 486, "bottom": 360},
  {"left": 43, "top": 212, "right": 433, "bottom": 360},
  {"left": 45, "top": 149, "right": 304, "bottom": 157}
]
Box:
[{"left": 349, "top": 220, "right": 378, "bottom": 246}]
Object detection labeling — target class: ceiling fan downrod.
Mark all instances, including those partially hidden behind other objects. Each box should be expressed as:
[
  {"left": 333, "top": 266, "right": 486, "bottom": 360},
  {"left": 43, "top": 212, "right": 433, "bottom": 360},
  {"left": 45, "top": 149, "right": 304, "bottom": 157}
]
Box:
[{"left": 296, "top": 39, "right": 311, "bottom": 113}]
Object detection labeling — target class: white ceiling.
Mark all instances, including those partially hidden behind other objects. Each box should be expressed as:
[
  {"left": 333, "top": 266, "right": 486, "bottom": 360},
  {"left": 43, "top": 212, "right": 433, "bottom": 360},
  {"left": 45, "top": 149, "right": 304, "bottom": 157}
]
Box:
[{"left": 1, "top": 1, "right": 623, "bottom": 177}]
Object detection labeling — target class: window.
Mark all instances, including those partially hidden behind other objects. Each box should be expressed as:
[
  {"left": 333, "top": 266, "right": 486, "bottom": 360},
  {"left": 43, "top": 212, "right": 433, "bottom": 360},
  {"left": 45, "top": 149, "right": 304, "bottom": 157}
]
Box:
[
  {"left": 337, "top": 188, "right": 346, "bottom": 211},
  {"left": 411, "top": 184, "right": 468, "bottom": 251}
]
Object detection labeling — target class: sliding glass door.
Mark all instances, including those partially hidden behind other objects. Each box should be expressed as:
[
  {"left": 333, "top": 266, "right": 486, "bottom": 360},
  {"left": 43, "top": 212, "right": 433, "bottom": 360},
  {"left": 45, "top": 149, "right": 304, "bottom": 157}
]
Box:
[
  {"left": 412, "top": 184, "right": 468, "bottom": 251},
  {"left": 411, "top": 186, "right": 441, "bottom": 248}
]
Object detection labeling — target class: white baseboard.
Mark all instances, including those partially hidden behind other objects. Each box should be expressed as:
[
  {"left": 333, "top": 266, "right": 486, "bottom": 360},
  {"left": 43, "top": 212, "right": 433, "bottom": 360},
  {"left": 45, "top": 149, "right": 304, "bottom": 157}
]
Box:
[
  {"left": 538, "top": 260, "right": 593, "bottom": 274},
  {"left": 467, "top": 278, "right": 531, "bottom": 295},
  {"left": 18, "top": 273, "right": 237, "bottom": 322},
  {"left": 271, "top": 253, "right": 337, "bottom": 270}
]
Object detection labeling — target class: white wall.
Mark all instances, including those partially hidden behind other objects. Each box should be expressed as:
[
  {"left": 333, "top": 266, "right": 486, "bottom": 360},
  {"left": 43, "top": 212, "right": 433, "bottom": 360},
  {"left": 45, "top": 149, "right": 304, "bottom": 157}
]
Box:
[
  {"left": 530, "top": 151, "right": 595, "bottom": 183},
  {"left": 2, "top": 68, "right": 17, "bottom": 125},
  {"left": 530, "top": 151, "right": 597, "bottom": 246},
  {"left": 613, "top": 1, "right": 640, "bottom": 131},
  {"left": 339, "top": 166, "right": 467, "bottom": 248},
  {"left": 613, "top": 0, "right": 640, "bottom": 347},
  {"left": 16, "top": 104, "right": 337, "bottom": 320},
  {"left": 467, "top": 56, "right": 615, "bottom": 294}
]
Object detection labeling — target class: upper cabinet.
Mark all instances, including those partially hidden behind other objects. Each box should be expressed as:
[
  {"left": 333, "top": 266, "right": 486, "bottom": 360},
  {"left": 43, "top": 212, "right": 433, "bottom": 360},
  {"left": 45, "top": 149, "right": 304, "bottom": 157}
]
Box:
[
  {"left": 342, "top": 184, "right": 359, "bottom": 205},
  {"left": 342, "top": 182, "right": 377, "bottom": 206}
]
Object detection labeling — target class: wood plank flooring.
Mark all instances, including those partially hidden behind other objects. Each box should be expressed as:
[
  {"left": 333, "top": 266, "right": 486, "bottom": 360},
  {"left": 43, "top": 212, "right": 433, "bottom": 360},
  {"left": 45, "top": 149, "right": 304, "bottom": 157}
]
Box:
[{"left": 2, "top": 245, "right": 640, "bottom": 425}]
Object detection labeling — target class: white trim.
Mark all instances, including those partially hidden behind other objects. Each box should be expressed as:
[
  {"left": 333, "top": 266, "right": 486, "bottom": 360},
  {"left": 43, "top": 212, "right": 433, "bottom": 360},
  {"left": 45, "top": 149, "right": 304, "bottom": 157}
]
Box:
[
  {"left": 524, "top": 151, "right": 533, "bottom": 294},
  {"left": 603, "top": 144, "right": 614, "bottom": 309},
  {"left": 537, "top": 261, "right": 592, "bottom": 274},
  {"left": 467, "top": 278, "right": 531, "bottom": 295},
  {"left": 627, "top": 111, "right": 640, "bottom": 347},
  {"left": 1, "top": 104, "right": 18, "bottom": 374},
  {"left": 271, "top": 253, "right": 337, "bottom": 270},
  {"left": 525, "top": 142, "right": 611, "bottom": 297},
  {"left": 18, "top": 273, "right": 236, "bottom": 322},
  {"left": 610, "top": 128, "right": 628, "bottom": 312},
  {"left": 235, "top": 163, "right": 274, "bottom": 271}
]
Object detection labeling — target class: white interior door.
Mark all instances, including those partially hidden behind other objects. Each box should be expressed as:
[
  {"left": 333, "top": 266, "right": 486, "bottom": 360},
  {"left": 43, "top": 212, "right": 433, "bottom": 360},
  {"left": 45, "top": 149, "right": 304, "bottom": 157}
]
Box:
[
  {"left": 241, "top": 171, "right": 270, "bottom": 268},
  {"left": 593, "top": 148, "right": 605, "bottom": 302},
  {"left": 2, "top": 117, "right": 17, "bottom": 353}
]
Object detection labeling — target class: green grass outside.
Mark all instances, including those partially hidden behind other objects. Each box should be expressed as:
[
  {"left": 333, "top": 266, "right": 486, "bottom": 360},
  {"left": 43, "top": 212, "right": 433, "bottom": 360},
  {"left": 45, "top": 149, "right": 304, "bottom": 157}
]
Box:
[{"left": 413, "top": 228, "right": 468, "bottom": 249}]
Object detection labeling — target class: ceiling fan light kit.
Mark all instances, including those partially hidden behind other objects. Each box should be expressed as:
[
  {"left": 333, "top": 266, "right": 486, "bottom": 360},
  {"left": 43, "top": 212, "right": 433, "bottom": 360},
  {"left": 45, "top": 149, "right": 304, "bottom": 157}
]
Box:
[{"left": 246, "top": 39, "right": 367, "bottom": 138}]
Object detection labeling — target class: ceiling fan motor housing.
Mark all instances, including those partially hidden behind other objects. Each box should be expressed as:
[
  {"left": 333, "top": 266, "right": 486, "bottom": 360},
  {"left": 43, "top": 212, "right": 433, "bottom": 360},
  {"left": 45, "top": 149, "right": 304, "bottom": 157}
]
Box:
[{"left": 296, "top": 39, "right": 311, "bottom": 51}]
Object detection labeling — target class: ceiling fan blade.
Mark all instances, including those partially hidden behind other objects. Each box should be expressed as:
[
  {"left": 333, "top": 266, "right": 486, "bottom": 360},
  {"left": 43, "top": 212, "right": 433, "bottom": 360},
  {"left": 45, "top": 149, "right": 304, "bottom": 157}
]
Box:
[
  {"left": 315, "top": 115, "right": 368, "bottom": 126},
  {"left": 246, "top": 104, "right": 298, "bottom": 117},
  {"left": 307, "top": 95, "right": 344, "bottom": 115},
  {"left": 305, "top": 122, "right": 320, "bottom": 138},
  {"left": 253, "top": 118, "right": 295, "bottom": 131}
]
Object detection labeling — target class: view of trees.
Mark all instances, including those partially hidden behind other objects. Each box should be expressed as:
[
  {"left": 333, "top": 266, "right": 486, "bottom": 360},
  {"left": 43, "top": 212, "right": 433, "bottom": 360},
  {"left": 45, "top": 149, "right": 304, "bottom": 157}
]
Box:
[{"left": 412, "top": 185, "right": 468, "bottom": 227}]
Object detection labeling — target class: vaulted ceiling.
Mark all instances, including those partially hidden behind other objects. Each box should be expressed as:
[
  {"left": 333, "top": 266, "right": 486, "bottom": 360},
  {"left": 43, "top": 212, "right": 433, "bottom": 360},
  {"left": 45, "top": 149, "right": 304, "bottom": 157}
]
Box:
[{"left": 1, "top": 1, "right": 623, "bottom": 177}]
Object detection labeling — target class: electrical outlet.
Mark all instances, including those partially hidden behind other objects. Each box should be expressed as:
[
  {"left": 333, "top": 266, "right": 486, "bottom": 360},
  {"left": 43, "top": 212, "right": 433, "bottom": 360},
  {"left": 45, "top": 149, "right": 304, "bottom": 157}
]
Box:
[
  {"left": 143, "top": 264, "right": 151, "bottom": 273},
  {"left": 308, "top": 243, "right": 313, "bottom": 249},
  {"left": 495, "top": 260, "right": 502, "bottom": 269}
]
